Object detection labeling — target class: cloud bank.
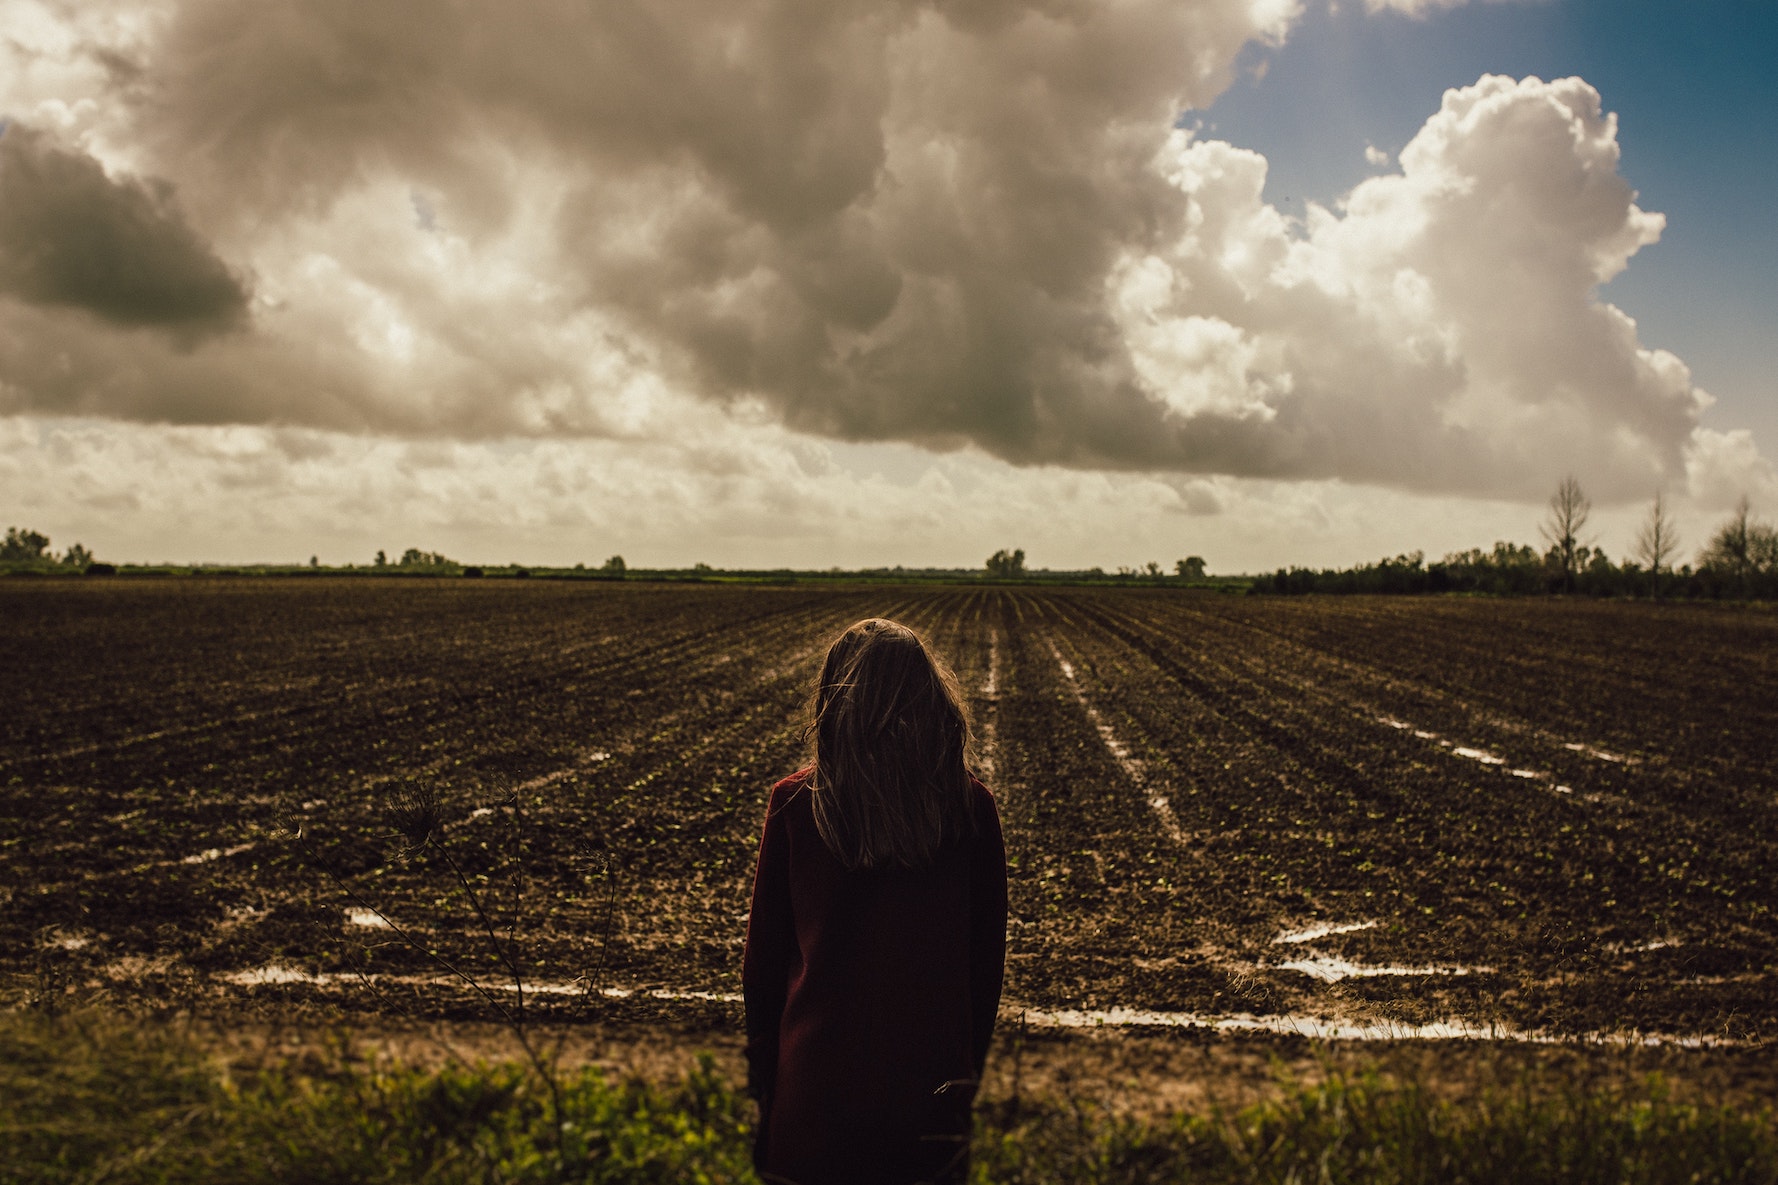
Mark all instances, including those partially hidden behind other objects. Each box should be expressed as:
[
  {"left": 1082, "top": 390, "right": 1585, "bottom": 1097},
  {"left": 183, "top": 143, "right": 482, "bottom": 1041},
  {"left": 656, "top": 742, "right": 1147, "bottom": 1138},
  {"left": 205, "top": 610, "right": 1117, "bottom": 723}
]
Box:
[
  {"left": 0, "top": 125, "right": 247, "bottom": 332},
  {"left": 0, "top": 0, "right": 1764, "bottom": 505}
]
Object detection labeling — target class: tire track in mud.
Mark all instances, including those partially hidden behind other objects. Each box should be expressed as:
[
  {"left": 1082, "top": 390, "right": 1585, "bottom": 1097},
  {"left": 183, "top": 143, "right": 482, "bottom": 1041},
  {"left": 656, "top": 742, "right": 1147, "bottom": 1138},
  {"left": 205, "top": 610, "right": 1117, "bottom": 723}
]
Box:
[
  {"left": 2, "top": 585, "right": 842, "bottom": 790},
  {"left": 986, "top": 591, "right": 1226, "bottom": 1017},
  {"left": 1085, "top": 595, "right": 1772, "bottom": 923},
  {"left": 7, "top": 591, "right": 874, "bottom": 902},
  {"left": 1047, "top": 593, "right": 1778, "bottom": 1040},
  {"left": 1042, "top": 632, "right": 1187, "bottom": 847},
  {"left": 8, "top": 590, "right": 914, "bottom": 992},
  {"left": 14, "top": 585, "right": 1778, "bottom": 1043},
  {"left": 1148, "top": 598, "right": 1645, "bottom": 790},
  {"left": 1147, "top": 595, "right": 1773, "bottom": 816}
]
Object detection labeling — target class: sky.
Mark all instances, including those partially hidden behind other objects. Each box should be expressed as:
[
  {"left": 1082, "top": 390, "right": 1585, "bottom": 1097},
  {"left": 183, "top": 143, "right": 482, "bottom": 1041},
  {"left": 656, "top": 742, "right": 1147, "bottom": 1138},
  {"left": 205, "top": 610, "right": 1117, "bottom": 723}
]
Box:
[{"left": 1, "top": 0, "right": 1773, "bottom": 572}]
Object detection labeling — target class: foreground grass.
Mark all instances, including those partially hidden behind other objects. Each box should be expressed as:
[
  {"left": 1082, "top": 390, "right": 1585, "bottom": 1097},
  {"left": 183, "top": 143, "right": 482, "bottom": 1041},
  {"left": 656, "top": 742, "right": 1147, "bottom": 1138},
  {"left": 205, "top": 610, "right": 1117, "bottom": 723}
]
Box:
[{"left": 4, "top": 1010, "right": 1775, "bottom": 1184}]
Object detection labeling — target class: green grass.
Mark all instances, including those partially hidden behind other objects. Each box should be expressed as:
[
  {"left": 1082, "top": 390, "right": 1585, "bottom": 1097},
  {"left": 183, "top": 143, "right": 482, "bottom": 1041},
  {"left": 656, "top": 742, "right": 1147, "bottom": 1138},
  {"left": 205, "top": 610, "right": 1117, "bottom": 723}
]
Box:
[{"left": 4, "top": 1009, "right": 1775, "bottom": 1184}]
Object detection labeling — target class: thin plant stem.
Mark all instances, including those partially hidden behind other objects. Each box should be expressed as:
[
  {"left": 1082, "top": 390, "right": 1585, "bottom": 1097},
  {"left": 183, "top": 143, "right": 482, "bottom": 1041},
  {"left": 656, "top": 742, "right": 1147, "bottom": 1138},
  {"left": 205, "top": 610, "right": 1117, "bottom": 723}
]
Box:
[{"left": 295, "top": 827, "right": 519, "bottom": 1027}]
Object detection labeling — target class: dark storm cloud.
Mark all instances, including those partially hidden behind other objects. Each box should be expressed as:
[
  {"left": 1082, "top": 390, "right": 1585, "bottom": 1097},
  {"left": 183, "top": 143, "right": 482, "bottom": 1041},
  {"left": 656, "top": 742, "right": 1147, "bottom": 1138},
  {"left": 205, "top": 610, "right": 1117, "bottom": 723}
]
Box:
[
  {"left": 124, "top": 0, "right": 1284, "bottom": 468},
  {"left": 0, "top": 124, "right": 248, "bottom": 334}
]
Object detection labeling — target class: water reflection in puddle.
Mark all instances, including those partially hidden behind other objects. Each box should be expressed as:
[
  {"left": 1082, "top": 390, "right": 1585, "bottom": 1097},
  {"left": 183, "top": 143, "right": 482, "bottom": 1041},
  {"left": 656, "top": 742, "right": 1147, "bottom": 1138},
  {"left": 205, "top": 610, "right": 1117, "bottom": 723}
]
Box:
[
  {"left": 1020, "top": 1006, "right": 1735, "bottom": 1047},
  {"left": 181, "top": 842, "right": 254, "bottom": 865},
  {"left": 222, "top": 965, "right": 743, "bottom": 1006},
  {"left": 1273, "top": 920, "right": 1377, "bottom": 945},
  {"left": 214, "top": 966, "right": 1735, "bottom": 1048},
  {"left": 1375, "top": 717, "right": 1585, "bottom": 797},
  {"left": 1276, "top": 955, "right": 1487, "bottom": 983}
]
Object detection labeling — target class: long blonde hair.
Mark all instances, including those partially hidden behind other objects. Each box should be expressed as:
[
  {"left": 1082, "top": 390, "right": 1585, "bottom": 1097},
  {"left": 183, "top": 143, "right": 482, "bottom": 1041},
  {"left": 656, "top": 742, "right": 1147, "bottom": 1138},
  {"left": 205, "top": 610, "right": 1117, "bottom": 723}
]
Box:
[{"left": 804, "top": 618, "right": 976, "bottom": 871}]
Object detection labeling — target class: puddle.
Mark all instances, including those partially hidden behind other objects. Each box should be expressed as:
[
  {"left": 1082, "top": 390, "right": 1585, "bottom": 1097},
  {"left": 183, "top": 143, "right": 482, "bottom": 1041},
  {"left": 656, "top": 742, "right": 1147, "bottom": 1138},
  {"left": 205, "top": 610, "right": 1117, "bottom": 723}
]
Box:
[
  {"left": 346, "top": 908, "right": 393, "bottom": 929},
  {"left": 469, "top": 807, "right": 495, "bottom": 820},
  {"left": 181, "top": 842, "right": 255, "bottom": 865},
  {"left": 1269, "top": 920, "right": 1484, "bottom": 981},
  {"left": 494, "top": 981, "right": 744, "bottom": 1005},
  {"left": 209, "top": 966, "right": 1739, "bottom": 1049},
  {"left": 1603, "top": 938, "right": 1679, "bottom": 955},
  {"left": 1375, "top": 716, "right": 1586, "bottom": 799},
  {"left": 300, "top": 799, "right": 326, "bottom": 810},
  {"left": 1022, "top": 1006, "right": 1504, "bottom": 1042},
  {"left": 1017, "top": 1006, "right": 1737, "bottom": 1048},
  {"left": 1381, "top": 714, "right": 1639, "bottom": 794},
  {"left": 226, "top": 965, "right": 348, "bottom": 987},
  {"left": 1564, "top": 742, "right": 1633, "bottom": 764},
  {"left": 1273, "top": 920, "right": 1377, "bottom": 945},
  {"left": 221, "top": 965, "right": 743, "bottom": 1006},
  {"left": 1276, "top": 955, "right": 1487, "bottom": 983}
]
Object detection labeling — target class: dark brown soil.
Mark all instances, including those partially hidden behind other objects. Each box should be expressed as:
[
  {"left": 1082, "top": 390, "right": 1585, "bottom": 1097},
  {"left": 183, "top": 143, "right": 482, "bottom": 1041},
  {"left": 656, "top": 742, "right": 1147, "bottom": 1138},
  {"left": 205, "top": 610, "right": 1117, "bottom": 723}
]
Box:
[{"left": 4, "top": 580, "right": 1775, "bottom": 1053}]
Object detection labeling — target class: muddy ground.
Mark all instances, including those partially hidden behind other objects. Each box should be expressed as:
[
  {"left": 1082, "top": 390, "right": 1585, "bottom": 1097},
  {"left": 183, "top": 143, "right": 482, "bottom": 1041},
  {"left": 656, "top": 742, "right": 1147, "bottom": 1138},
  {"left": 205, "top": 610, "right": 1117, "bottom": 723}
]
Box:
[{"left": 5, "top": 579, "right": 1776, "bottom": 1062}]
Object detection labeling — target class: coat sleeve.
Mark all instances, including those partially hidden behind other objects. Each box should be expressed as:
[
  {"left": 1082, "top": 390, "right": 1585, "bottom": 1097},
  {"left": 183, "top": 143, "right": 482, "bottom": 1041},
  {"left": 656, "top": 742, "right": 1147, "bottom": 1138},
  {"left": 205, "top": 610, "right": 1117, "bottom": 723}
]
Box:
[
  {"left": 742, "top": 783, "right": 796, "bottom": 1106},
  {"left": 967, "top": 783, "right": 1008, "bottom": 1079}
]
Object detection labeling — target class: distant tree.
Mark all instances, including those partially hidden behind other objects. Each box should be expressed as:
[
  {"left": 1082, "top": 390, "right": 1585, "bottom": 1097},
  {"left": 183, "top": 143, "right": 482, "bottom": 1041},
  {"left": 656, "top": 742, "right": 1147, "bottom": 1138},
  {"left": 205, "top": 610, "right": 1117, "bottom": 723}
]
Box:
[
  {"left": 2, "top": 527, "right": 52, "bottom": 563},
  {"left": 984, "top": 548, "right": 1026, "bottom": 579},
  {"left": 399, "top": 548, "right": 456, "bottom": 569},
  {"left": 309, "top": 555, "right": 320, "bottom": 568},
  {"left": 374, "top": 549, "right": 387, "bottom": 567},
  {"left": 1143, "top": 560, "right": 1162, "bottom": 579},
  {"left": 1441, "top": 541, "right": 1544, "bottom": 595},
  {"left": 1176, "top": 556, "right": 1206, "bottom": 580},
  {"left": 1700, "top": 496, "right": 1778, "bottom": 591},
  {"left": 602, "top": 555, "right": 626, "bottom": 577},
  {"left": 693, "top": 561, "right": 713, "bottom": 574},
  {"left": 1540, "top": 476, "right": 1592, "bottom": 594},
  {"left": 1632, "top": 492, "right": 1679, "bottom": 598},
  {"left": 1700, "top": 497, "right": 1755, "bottom": 578},
  {"left": 61, "top": 542, "right": 94, "bottom": 569}
]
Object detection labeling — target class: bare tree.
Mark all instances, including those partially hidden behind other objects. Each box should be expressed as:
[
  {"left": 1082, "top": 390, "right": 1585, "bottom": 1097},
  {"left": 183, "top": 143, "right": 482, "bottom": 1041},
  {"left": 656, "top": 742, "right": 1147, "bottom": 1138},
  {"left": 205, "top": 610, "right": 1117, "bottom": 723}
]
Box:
[
  {"left": 1701, "top": 496, "right": 1754, "bottom": 577},
  {"left": 1701, "top": 496, "right": 1778, "bottom": 594},
  {"left": 1632, "top": 491, "right": 1679, "bottom": 598},
  {"left": 1540, "top": 476, "right": 1592, "bottom": 594}
]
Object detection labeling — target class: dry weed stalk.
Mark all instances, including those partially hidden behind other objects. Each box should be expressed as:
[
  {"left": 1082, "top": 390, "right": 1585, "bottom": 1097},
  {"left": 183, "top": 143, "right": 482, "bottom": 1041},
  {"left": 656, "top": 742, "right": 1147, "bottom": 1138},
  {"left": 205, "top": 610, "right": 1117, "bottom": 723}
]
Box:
[{"left": 290, "top": 779, "right": 619, "bottom": 1181}]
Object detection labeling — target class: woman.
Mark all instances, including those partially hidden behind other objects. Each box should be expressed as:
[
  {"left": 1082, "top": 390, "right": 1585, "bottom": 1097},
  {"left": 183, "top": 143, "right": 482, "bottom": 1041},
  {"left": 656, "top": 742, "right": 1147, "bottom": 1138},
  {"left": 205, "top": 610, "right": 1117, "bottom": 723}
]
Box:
[{"left": 743, "top": 618, "right": 1008, "bottom": 1185}]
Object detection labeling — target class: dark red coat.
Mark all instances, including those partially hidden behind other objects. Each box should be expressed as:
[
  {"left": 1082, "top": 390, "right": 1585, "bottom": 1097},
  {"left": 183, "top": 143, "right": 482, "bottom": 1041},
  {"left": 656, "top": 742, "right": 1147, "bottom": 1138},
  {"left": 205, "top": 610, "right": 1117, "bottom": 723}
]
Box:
[{"left": 743, "top": 770, "right": 1007, "bottom": 1185}]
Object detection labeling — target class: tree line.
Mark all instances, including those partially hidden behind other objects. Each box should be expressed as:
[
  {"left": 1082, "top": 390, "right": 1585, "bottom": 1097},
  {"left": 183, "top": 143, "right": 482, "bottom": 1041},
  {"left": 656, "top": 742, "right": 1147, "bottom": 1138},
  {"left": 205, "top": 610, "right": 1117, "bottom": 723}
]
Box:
[
  {"left": 1261, "top": 479, "right": 1778, "bottom": 599},
  {"left": 0, "top": 527, "right": 96, "bottom": 570}
]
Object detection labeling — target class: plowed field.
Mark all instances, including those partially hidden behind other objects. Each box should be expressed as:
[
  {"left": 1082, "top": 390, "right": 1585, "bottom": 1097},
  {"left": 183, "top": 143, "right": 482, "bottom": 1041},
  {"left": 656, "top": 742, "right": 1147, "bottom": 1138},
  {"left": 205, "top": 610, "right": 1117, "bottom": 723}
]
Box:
[{"left": 5, "top": 580, "right": 1775, "bottom": 1044}]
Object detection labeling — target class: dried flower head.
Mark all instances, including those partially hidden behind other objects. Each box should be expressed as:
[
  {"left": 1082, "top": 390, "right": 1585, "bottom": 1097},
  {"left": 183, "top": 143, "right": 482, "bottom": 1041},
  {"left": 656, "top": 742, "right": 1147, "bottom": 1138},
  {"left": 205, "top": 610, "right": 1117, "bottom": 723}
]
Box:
[{"left": 386, "top": 782, "right": 445, "bottom": 852}]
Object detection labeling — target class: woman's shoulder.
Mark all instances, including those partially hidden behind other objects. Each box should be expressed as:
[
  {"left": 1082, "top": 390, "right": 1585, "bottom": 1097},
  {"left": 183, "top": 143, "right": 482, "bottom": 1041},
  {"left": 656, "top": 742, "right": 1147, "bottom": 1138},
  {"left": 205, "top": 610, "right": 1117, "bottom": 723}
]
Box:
[
  {"left": 966, "top": 774, "right": 1000, "bottom": 822},
  {"left": 769, "top": 767, "right": 815, "bottom": 810}
]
